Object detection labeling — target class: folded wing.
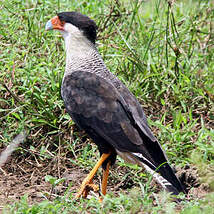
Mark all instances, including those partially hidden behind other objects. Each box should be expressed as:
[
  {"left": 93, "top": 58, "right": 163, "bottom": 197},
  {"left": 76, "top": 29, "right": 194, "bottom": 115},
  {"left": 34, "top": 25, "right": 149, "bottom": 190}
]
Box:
[{"left": 61, "top": 71, "right": 184, "bottom": 195}]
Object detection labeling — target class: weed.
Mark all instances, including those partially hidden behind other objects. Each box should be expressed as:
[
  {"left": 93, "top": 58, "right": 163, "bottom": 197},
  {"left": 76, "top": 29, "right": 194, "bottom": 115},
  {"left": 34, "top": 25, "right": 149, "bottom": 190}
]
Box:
[{"left": 0, "top": 0, "right": 213, "bottom": 213}]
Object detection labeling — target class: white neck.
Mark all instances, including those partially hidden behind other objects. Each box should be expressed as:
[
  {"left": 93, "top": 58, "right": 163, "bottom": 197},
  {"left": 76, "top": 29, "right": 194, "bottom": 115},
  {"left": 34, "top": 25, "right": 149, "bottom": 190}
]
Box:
[
  {"left": 60, "top": 23, "right": 108, "bottom": 78},
  {"left": 61, "top": 23, "right": 96, "bottom": 61},
  {"left": 64, "top": 32, "right": 95, "bottom": 58}
]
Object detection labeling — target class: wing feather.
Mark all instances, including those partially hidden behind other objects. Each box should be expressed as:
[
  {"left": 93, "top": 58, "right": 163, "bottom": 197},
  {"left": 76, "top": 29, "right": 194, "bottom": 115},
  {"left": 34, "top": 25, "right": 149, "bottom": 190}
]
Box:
[{"left": 61, "top": 71, "right": 184, "bottom": 194}]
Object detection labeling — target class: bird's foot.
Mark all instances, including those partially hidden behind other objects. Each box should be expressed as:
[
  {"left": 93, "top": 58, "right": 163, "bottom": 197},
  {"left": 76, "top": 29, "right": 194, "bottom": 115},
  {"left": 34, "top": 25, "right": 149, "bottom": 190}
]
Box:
[{"left": 75, "top": 179, "right": 99, "bottom": 199}]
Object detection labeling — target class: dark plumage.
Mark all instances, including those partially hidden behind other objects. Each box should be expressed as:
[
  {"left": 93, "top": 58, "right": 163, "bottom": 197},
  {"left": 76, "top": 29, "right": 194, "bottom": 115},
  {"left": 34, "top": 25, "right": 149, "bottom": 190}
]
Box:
[
  {"left": 46, "top": 11, "right": 185, "bottom": 199},
  {"left": 62, "top": 70, "right": 184, "bottom": 195}
]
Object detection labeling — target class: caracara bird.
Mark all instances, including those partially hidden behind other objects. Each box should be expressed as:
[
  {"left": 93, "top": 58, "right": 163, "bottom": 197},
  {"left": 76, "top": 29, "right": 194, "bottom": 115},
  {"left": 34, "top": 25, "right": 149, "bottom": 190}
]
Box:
[{"left": 45, "top": 12, "right": 184, "bottom": 199}]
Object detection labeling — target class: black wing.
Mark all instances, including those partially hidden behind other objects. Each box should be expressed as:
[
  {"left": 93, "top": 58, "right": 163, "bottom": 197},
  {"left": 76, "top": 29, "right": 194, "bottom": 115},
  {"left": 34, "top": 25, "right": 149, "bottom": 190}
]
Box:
[{"left": 61, "top": 71, "right": 184, "bottom": 194}]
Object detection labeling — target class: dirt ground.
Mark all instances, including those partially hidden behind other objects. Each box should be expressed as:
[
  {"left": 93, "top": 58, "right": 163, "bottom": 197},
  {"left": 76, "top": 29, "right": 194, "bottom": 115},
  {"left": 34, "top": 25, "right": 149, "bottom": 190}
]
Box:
[
  {"left": 0, "top": 146, "right": 210, "bottom": 212},
  {"left": 0, "top": 148, "right": 86, "bottom": 207}
]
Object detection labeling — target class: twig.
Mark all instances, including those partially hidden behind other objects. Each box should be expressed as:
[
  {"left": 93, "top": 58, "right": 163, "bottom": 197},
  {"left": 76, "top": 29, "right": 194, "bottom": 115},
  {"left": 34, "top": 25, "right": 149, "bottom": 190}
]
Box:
[
  {"left": 1, "top": 81, "right": 21, "bottom": 103},
  {"left": 0, "top": 131, "right": 27, "bottom": 167}
]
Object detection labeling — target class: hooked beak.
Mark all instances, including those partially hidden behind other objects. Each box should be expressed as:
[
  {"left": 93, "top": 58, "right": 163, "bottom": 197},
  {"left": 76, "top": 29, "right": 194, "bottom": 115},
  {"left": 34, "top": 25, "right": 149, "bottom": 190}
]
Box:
[
  {"left": 45, "top": 16, "right": 64, "bottom": 31},
  {"left": 45, "top": 20, "right": 53, "bottom": 30}
]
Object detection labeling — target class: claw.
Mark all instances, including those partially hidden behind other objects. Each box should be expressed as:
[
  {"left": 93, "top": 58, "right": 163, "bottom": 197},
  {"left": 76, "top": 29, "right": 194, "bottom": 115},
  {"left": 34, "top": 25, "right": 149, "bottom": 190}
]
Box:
[
  {"left": 75, "top": 179, "right": 99, "bottom": 199},
  {"left": 75, "top": 153, "right": 111, "bottom": 199}
]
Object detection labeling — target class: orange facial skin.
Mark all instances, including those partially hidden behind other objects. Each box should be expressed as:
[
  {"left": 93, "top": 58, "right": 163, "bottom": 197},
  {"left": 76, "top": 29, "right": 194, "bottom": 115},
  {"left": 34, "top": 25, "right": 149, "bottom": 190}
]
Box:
[{"left": 51, "top": 16, "right": 65, "bottom": 31}]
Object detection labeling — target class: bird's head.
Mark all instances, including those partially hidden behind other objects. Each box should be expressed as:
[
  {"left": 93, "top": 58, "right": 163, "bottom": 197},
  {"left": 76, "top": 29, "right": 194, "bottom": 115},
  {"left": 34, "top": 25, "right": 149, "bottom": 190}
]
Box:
[{"left": 45, "top": 12, "right": 97, "bottom": 45}]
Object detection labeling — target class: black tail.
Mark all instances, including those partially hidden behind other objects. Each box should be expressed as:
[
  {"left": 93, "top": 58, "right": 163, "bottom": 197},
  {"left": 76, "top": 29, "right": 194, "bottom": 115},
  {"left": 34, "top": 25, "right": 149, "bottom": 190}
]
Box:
[
  {"left": 133, "top": 153, "right": 185, "bottom": 195},
  {"left": 157, "top": 163, "right": 185, "bottom": 195}
]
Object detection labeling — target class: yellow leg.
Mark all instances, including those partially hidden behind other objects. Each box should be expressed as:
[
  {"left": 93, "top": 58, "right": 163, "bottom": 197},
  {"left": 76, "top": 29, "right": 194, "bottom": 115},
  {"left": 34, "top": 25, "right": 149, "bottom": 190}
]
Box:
[
  {"left": 75, "top": 153, "right": 111, "bottom": 199},
  {"left": 99, "top": 161, "right": 111, "bottom": 202}
]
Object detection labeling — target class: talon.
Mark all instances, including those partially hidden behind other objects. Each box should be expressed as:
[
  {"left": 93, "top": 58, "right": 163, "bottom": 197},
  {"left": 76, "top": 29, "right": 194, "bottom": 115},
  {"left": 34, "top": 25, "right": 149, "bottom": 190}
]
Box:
[
  {"left": 98, "top": 197, "right": 103, "bottom": 203},
  {"left": 87, "top": 183, "right": 99, "bottom": 192},
  {"left": 75, "top": 153, "right": 111, "bottom": 199},
  {"left": 75, "top": 179, "right": 99, "bottom": 199}
]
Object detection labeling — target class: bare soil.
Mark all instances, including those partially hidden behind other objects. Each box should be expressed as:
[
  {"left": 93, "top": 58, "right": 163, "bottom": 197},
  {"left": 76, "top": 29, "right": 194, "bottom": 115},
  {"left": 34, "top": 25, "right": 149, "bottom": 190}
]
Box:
[
  {"left": 0, "top": 144, "right": 87, "bottom": 211},
  {"left": 0, "top": 146, "right": 211, "bottom": 212}
]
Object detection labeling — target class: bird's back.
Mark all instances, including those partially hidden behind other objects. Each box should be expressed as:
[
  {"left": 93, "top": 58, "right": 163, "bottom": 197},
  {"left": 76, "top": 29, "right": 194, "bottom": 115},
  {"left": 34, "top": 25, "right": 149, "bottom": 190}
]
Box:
[
  {"left": 62, "top": 46, "right": 184, "bottom": 195},
  {"left": 64, "top": 47, "right": 155, "bottom": 139}
]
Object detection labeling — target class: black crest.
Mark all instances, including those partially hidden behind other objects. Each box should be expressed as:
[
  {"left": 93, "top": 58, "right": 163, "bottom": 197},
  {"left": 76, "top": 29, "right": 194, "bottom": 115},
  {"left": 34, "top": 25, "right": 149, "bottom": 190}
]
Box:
[{"left": 57, "top": 12, "right": 97, "bottom": 44}]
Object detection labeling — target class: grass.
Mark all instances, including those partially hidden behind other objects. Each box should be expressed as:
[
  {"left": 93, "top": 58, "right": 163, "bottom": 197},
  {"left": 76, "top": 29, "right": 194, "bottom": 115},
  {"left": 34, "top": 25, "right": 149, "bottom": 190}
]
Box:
[{"left": 0, "top": 0, "right": 214, "bottom": 213}]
